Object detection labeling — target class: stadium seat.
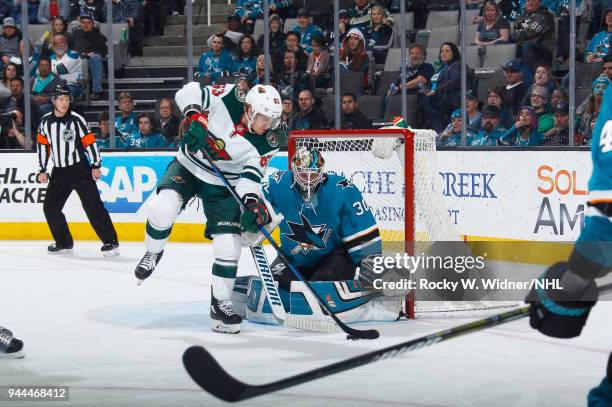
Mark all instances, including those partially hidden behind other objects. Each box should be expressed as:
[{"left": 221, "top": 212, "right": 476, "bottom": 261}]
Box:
[
  {"left": 416, "top": 25, "right": 459, "bottom": 49},
  {"left": 383, "top": 94, "right": 417, "bottom": 123},
  {"left": 321, "top": 95, "right": 335, "bottom": 123},
  {"left": 467, "top": 24, "right": 479, "bottom": 44},
  {"left": 576, "top": 87, "right": 592, "bottom": 106},
  {"left": 384, "top": 48, "right": 402, "bottom": 72},
  {"left": 464, "top": 8, "right": 480, "bottom": 24},
  {"left": 465, "top": 45, "right": 481, "bottom": 69},
  {"left": 426, "top": 10, "right": 458, "bottom": 28},
  {"left": 475, "top": 68, "right": 506, "bottom": 101},
  {"left": 357, "top": 95, "right": 385, "bottom": 121},
  {"left": 376, "top": 70, "right": 399, "bottom": 96},
  {"left": 284, "top": 18, "right": 298, "bottom": 33},
  {"left": 425, "top": 47, "right": 439, "bottom": 65},
  {"left": 481, "top": 44, "right": 517, "bottom": 69},
  {"left": 340, "top": 71, "right": 365, "bottom": 97},
  {"left": 576, "top": 62, "right": 603, "bottom": 88},
  {"left": 391, "top": 12, "right": 414, "bottom": 30},
  {"left": 254, "top": 19, "right": 264, "bottom": 40}
]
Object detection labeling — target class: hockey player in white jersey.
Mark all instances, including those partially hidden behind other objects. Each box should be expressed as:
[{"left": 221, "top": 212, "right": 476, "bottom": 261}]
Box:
[{"left": 134, "top": 82, "right": 283, "bottom": 334}]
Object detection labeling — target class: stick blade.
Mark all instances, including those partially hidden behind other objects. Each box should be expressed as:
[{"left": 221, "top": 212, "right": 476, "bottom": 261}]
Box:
[{"left": 183, "top": 346, "right": 252, "bottom": 402}]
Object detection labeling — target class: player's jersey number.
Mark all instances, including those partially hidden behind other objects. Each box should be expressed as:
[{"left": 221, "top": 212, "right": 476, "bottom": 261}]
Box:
[
  {"left": 601, "top": 120, "right": 612, "bottom": 154},
  {"left": 353, "top": 199, "right": 371, "bottom": 216}
]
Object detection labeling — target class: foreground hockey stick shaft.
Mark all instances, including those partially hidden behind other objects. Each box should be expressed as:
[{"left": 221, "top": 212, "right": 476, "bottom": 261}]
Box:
[
  {"left": 197, "top": 146, "right": 379, "bottom": 340},
  {"left": 183, "top": 283, "right": 612, "bottom": 402}
]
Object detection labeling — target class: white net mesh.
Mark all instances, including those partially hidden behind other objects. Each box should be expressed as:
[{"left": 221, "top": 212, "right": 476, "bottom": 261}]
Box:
[{"left": 291, "top": 130, "right": 520, "bottom": 317}]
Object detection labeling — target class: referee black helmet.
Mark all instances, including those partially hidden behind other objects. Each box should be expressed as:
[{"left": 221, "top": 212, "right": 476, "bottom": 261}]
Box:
[{"left": 52, "top": 84, "right": 72, "bottom": 101}]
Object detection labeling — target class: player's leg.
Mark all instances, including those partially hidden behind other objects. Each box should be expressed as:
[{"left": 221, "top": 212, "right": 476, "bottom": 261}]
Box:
[
  {"left": 201, "top": 183, "right": 243, "bottom": 333},
  {"left": 310, "top": 249, "right": 359, "bottom": 281},
  {"left": 43, "top": 167, "right": 76, "bottom": 253},
  {"left": 0, "top": 325, "right": 24, "bottom": 359},
  {"left": 136, "top": 160, "right": 196, "bottom": 283},
  {"left": 72, "top": 161, "right": 120, "bottom": 256}
]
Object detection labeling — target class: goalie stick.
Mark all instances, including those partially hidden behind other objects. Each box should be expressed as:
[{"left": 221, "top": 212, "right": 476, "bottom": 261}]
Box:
[
  {"left": 195, "top": 137, "right": 379, "bottom": 340},
  {"left": 183, "top": 283, "right": 612, "bottom": 402}
]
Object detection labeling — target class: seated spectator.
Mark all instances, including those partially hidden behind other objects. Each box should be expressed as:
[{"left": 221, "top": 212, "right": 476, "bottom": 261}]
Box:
[
  {"left": 513, "top": 0, "right": 555, "bottom": 79},
  {"left": 550, "top": 88, "right": 568, "bottom": 108},
  {"left": 326, "top": 9, "right": 350, "bottom": 53},
  {"left": 364, "top": 5, "right": 393, "bottom": 65},
  {"left": 0, "top": 62, "right": 18, "bottom": 99},
  {"left": 603, "top": 55, "right": 612, "bottom": 80},
  {"left": 348, "top": 0, "right": 392, "bottom": 30},
  {"left": 279, "top": 95, "right": 294, "bottom": 133},
  {"left": 500, "top": 106, "right": 543, "bottom": 146},
  {"left": 111, "top": 0, "right": 144, "bottom": 57},
  {"left": 257, "top": 14, "right": 285, "bottom": 56},
  {"left": 212, "top": 13, "right": 244, "bottom": 52},
  {"left": 274, "top": 49, "right": 311, "bottom": 100},
  {"left": 115, "top": 91, "right": 138, "bottom": 138},
  {"left": 339, "top": 92, "right": 371, "bottom": 129},
  {"left": 50, "top": 33, "right": 83, "bottom": 99},
  {"left": 157, "top": 97, "right": 180, "bottom": 144},
  {"left": 420, "top": 42, "right": 462, "bottom": 133},
  {"left": 40, "top": 16, "right": 73, "bottom": 58},
  {"left": 550, "top": 0, "right": 583, "bottom": 65},
  {"left": 387, "top": 43, "right": 434, "bottom": 97},
  {"left": 438, "top": 109, "right": 477, "bottom": 146},
  {"left": 0, "top": 0, "right": 13, "bottom": 22},
  {"left": 501, "top": 59, "right": 528, "bottom": 114},
  {"left": 471, "top": 104, "right": 508, "bottom": 146},
  {"left": 13, "top": 0, "right": 41, "bottom": 24},
  {"left": 291, "top": 8, "right": 322, "bottom": 54},
  {"left": 0, "top": 108, "right": 25, "bottom": 148},
  {"left": 474, "top": 0, "right": 510, "bottom": 46},
  {"left": 466, "top": 92, "right": 482, "bottom": 131},
  {"left": 234, "top": 0, "right": 263, "bottom": 34},
  {"left": 1, "top": 77, "right": 39, "bottom": 125},
  {"left": 72, "top": 11, "right": 107, "bottom": 100},
  {"left": 130, "top": 113, "right": 166, "bottom": 148},
  {"left": 291, "top": 89, "right": 329, "bottom": 130},
  {"left": 528, "top": 85, "right": 554, "bottom": 134},
  {"left": 542, "top": 101, "right": 570, "bottom": 146},
  {"left": 78, "top": 0, "right": 105, "bottom": 22},
  {"left": 0, "top": 18, "right": 22, "bottom": 68},
  {"left": 522, "top": 64, "right": 557, "bottom": 104},
  {"left": 584, "top": 8, "right": 612, "bottom": 63},
  {"left": 306, "top": 35, "right": 331, "bottom": 89},
  {"left": 32, "top": 56, "right": 64, "bottom": 116},
  {"left": 576, "top": 76, "right": 610, "bottom": 145},
  {"left": 95, "top": 111, "right": 124, "bottom": 148},
  {"left": 37, "top": 0, "right": 69, "bottom": 24},
  {"left": 233, "top": 34, "right": 257, "bottom": 77},
  {"left": 486, "top": 86, "right": 513, "bottom": 128},
  {"left": 247, "top": 54, "right": 266, "bottom": 86},
  {"left": 196, "top": 33, "right": 236, "bottom": 83},
  {"left": 274, "top": 31, "right": 308, "bottom": 72},
  {"left": 339, "top": 28, "right": 369, "bottom": 75}
]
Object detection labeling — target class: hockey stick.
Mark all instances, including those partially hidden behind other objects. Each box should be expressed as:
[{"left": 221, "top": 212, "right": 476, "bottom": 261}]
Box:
[
  {"left": 196, "top": 142, "right": 379, "bottom": 340},
  {"left": 249, "top": 244, "right": 287, "bottom": 324},
  {"left": 183, "top": 283, "right": 612, "bottom": 402}
]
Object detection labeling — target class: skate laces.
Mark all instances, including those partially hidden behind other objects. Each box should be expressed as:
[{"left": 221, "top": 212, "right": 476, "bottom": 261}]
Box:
[
  {"left": 218, "top": 300, "right": 237, "bottom": 316},
  {"left": 141, "top": 252, "right": 157, "bottom": 270},
  {"left": 0, "top": 328, "right": 12, "bottom": 349}
]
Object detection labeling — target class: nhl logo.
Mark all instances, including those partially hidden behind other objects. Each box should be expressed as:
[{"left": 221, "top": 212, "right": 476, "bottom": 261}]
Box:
[{"left": 62, "top": 128, "right": 75, "bottom": 142}]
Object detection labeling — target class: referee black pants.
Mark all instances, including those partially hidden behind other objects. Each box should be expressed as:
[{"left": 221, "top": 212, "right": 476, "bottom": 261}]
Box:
[{"left": 43, "top": 160, "right": 118, "bottom": 248}]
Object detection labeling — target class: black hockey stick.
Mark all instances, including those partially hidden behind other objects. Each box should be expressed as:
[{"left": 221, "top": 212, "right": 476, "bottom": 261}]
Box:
[
  {"left": 183, "top": 283, "right": 612, "bottom": 402},
  {"left": 195, "top": 141, "right": 379, "bottom": 340}
]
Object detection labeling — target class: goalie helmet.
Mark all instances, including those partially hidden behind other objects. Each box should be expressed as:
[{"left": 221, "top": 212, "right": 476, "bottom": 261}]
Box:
[
  {"left": 245, "top": 84, "right": 283, "bottom": 132},
  {"left": 291, "top": 146, "right": 325, "bottom": 201},
  {"left": 175, "top": 82, "right": 203, "bottom": 117}
]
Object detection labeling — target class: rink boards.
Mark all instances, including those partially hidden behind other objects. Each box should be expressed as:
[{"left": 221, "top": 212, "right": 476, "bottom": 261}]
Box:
[{"left": 0, "top": 149, "right": 592, "bottom": 263}]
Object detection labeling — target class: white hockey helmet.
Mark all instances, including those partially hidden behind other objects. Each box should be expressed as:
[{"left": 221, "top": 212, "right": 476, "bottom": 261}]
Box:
[
  {"left": 291, "top": 146, "right": 325, "bottom": 201},
  {"left": 175, "top": 82, "right": 203, "bottom": 117},
  {"left": 245, "top": 84, "right": 283, "bottom": 132}
]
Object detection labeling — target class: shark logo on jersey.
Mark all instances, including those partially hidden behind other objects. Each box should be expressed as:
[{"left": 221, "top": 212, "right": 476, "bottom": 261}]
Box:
[
  {"left": 284, "top": 212, "right": 332, "bottom": 255},
  {"left": 336, "top": 178, "right": 353, "bottom": 189}
]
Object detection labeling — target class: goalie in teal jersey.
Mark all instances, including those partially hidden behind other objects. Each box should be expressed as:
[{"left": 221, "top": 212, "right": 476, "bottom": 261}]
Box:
[
  {"left": 263, "top": 147, "right": 382, "bottom": 289},
  {"left": 134, "top": 81, "right": 284, "bottom": 334},
  {"left": 526, "top": 83, "right": 612, "bottom": 406}
]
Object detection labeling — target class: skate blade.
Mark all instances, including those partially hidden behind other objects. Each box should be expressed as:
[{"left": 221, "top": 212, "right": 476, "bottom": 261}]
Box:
[
  {"left": 136, "top": 278, "right": 145, "bottom": 286},
  {"left": 47, "top": 249, "right": 73, "bottom": 255},
  {"left": 0, "top": 351, "right": 24, "bottom": 359},
  {"left": 102, "top": 249, "right": 120, "bottom": 257},
  {"left": 211, "top": 320, "right": 241, "bottom": 334}
]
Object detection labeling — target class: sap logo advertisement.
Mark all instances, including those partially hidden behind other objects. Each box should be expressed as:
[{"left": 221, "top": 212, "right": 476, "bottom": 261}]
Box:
[{"left": 98, "top": 155, "right": 173, "bottom": 213}]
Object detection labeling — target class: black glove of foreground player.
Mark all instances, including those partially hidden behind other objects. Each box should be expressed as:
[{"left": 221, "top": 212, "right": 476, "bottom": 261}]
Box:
[{"left": 526, "top": 262, "right": 598, "bottom": 339}]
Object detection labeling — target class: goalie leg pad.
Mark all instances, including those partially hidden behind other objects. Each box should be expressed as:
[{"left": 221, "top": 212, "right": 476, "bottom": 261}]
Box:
[
  {"left": 211, "top": 233, "right": 242, "bottom": 301},
  {"left": 145, "top": 189, "right": 183, "bottom": 253},
  {"left": 245, "top": 277, "right": 290, "bottom": 325},
  {"left": 290, "top": 280, "right": 401, "bottom": 323}
]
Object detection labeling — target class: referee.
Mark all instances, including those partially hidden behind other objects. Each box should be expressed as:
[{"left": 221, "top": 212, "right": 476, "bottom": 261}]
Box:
[{"left": 36, "top": 84, "right": 119, "bottom": 256}]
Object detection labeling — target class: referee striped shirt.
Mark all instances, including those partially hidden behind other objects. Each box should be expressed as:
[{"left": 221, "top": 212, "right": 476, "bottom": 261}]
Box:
[{"left": 36, "top": 110, "right": 101, "bottom": 173}]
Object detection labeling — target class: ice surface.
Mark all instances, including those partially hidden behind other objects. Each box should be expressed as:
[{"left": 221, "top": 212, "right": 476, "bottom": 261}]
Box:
[{"left": 0, "top": 241, "right": 610, "bottom": 407}]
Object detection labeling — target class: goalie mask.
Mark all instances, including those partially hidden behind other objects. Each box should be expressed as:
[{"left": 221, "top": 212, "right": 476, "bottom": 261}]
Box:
[
  {"left": 245, "top": 85, "right": 283, "bottom": 134},
  {"left": 291, "top": 147, "right": 325, "bottom": 201}
]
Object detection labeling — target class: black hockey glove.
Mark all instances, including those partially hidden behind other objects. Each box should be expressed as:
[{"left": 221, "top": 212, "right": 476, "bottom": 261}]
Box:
[
  {"left": 240, "top": 193, "right": 271, "bottom": 234},
  {"left": 526, "top": 262, "right": 598, "bottom": 339}
]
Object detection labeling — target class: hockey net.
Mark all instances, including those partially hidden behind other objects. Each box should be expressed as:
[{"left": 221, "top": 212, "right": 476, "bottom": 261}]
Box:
[{"left": 288, "top": 129, "right": 520, "bottom": 318}]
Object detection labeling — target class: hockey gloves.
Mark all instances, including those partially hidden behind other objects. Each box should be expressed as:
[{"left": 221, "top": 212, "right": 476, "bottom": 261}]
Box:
[
  {"left": 526, "top": 262, "right": 598, "bottom": 339},
  {"left": 240, "top": 193, "right": 271, "bottom": 234},
  {"left": 183, "top": 113, "right": 209, "bottom": 153}
]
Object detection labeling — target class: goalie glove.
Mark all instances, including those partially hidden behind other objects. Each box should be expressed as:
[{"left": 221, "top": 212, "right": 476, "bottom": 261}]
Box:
[
  {"left": 240, "top": 194, "right": 283, "bottom": 246},
  {"left": 526, "top": 262, "right": 598, "bottom": 339},
  {"left": 183, "top": 113, "right": 209, "bottom": 153},
  {"left": 371, "top": 137, "right": 402, "bottom": 159}
]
